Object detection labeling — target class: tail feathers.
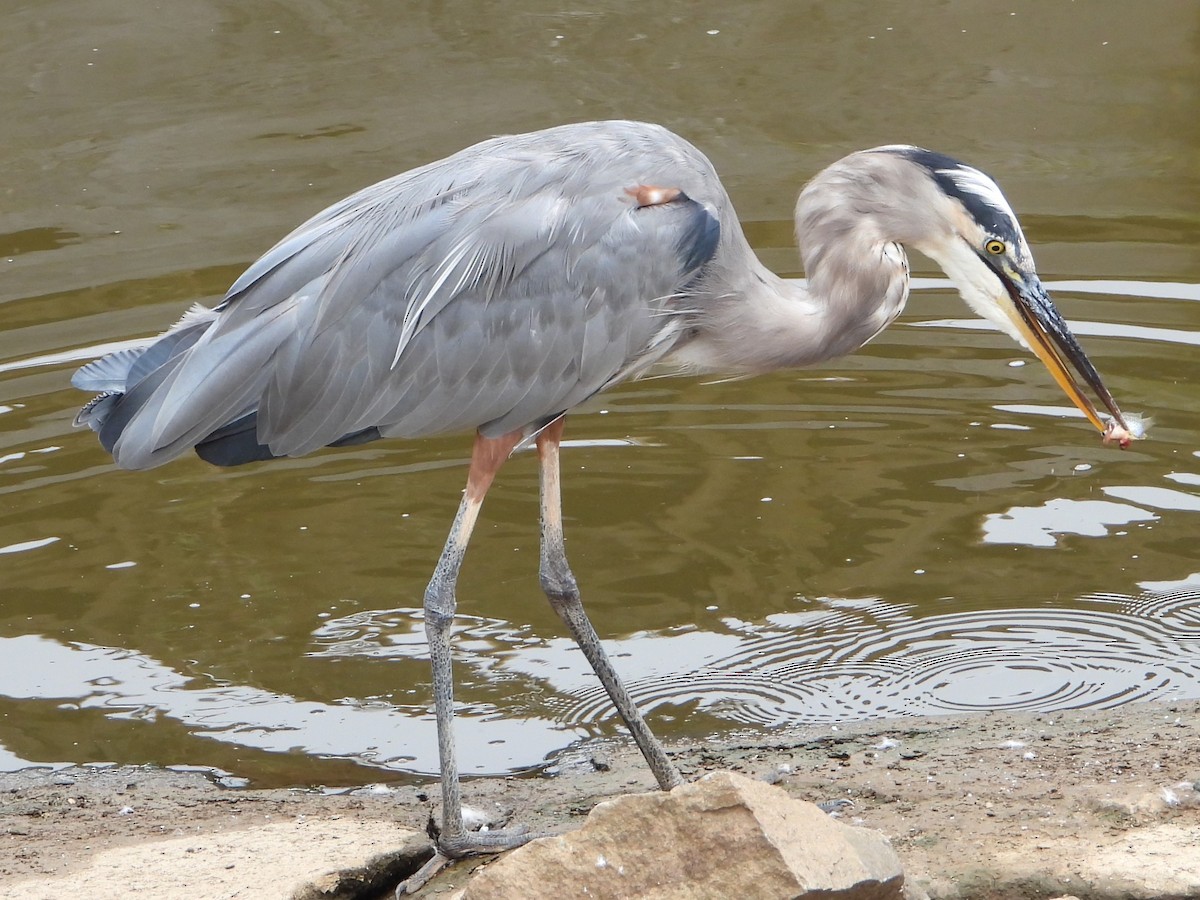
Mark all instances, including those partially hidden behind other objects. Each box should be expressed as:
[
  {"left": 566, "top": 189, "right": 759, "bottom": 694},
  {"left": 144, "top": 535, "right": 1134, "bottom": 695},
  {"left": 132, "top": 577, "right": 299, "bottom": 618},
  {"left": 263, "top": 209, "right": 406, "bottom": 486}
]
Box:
[
  {"left": 72, "top": 303, "right": 290, "bottom": 470},
  {"left": 73, "top": 300, "right": 385, "bottom": 469},
  {"left": 72, "top": 346, "right": 151, "bottom": 394},
  {"left": 74, "top": 392, "right": 121, "bottom": 436},
  {"left": 72, "top": 305, "right": 218, "bottom": 436},
  {"left": 74, "top": 305, "right": 216, "bottom": 392},
  {"left": 91, "top": 352, "right": 196, "bottom": 466}
]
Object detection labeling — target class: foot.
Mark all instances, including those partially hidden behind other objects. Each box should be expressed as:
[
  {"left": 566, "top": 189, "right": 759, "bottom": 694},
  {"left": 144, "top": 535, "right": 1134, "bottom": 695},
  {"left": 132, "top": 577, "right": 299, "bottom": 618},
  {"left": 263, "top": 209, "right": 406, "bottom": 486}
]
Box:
[
  {"left": 438, "top": 824, "right": 535, "bottom": 857},
  {"left": 394, "top": 827, "right": 537, "bottom": 895}
]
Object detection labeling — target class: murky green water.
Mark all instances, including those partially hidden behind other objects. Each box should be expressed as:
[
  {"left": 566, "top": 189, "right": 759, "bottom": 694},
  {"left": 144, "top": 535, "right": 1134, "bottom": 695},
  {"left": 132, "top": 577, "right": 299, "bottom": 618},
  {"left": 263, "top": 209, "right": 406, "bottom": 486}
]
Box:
[{"left": 1, "top": 2, "right": 1198, "bottom": 788}]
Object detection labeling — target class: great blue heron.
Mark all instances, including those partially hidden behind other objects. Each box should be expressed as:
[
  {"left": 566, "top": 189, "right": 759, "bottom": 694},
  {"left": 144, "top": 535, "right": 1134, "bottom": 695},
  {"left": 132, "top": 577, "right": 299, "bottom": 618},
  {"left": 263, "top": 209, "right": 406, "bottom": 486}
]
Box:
[{"left": 73, "top": 119, "right": 1135, "bottom": 871}]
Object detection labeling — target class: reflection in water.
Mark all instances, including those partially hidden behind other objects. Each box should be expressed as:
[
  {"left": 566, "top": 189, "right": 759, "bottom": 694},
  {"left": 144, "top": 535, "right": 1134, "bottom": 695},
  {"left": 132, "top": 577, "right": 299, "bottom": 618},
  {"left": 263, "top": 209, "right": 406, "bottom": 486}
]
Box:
[
  {"left": 2, "top": 588, "right": 1197, "bottom": 777},
  {"left": 917, "top": 315, "right": 1200, "bottom": 349},
  {"left": 0, "top": 536, "right": 62, "bottom": 555},
  {"left": 0, "top": 634, "right": 580, "bottom": 777},
  {"left": 982, "top": 498, "right": 1157, "bottom": 547}
]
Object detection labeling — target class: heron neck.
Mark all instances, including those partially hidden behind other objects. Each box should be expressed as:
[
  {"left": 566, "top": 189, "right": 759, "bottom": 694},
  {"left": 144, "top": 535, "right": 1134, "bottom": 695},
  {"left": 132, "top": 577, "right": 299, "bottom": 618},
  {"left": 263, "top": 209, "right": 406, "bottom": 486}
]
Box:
[{"left": 670, "top": 236, "right": 910, "bottom": 374}]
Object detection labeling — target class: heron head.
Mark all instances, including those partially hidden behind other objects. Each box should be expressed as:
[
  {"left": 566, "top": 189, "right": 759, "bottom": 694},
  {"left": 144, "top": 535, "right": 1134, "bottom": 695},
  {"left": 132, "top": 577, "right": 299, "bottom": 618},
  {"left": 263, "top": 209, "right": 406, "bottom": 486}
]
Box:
[{"left": 863, "top": 146, "right": 1133, "bottom": 440}]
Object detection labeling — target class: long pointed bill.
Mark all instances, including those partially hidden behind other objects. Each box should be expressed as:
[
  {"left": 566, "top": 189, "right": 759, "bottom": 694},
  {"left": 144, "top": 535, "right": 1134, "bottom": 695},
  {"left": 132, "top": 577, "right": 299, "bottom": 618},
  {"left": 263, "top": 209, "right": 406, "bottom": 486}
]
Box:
[{"left": 997, "top": 273, "right": 1135, "bottom": 444}]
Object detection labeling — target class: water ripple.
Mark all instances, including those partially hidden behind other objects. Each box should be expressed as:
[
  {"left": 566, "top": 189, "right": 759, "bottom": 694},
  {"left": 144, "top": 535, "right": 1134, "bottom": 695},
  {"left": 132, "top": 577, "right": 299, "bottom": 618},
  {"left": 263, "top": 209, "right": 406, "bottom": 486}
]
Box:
[
  {"left": 551, "top": 593, "right": 1200, "bottom": 729},
  {"left": 1093, "top": 589, "right": 1200, "bottom": 638}
]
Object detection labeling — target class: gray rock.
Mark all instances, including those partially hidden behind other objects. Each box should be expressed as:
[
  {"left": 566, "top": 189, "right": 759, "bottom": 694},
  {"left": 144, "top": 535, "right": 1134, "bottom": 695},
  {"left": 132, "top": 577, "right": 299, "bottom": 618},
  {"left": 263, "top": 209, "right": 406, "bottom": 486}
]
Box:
[{"left": 455, "top": 770, "right": 904, "bottom": 899}]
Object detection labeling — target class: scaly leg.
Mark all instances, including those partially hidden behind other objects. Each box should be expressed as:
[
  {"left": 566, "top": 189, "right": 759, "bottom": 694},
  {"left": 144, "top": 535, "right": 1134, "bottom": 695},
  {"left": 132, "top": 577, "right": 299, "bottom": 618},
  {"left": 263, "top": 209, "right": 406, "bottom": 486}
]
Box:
[
  {"left": 397, "top": 432, "right": 533, "bottom": 896},
  {"left": 536, "top": 418, "right": 683, "bottom": 791}
]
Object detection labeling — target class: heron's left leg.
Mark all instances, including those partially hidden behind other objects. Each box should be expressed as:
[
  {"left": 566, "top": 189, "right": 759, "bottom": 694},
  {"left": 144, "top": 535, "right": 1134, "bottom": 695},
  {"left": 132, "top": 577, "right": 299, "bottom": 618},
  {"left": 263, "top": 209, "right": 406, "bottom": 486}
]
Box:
[{"left": 536, "top": 418, "right": 683, "bottom": 791}]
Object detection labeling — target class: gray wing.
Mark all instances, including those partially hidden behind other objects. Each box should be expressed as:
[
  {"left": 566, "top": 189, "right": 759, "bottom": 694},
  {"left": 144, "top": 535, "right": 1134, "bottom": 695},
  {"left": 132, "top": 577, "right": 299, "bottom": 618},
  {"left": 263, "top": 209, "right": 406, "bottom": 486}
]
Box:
[{"left": 78, "top": 121, "right": 724, "bottom": 469}]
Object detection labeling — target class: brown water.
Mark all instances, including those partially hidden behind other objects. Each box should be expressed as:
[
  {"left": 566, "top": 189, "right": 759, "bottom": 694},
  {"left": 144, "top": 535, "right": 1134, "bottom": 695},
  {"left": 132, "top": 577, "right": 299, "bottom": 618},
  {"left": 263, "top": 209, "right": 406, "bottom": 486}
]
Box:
[{"left": 1, "top": 1, "right": 1198, "bottom": 787}]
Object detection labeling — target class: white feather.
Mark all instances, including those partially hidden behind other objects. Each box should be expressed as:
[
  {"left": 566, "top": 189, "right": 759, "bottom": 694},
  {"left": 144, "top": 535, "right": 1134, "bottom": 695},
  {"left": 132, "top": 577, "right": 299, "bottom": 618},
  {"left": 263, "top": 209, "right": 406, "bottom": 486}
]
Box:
[{"left": 938, "top": 166, "right": 1019, "bottom": 223}]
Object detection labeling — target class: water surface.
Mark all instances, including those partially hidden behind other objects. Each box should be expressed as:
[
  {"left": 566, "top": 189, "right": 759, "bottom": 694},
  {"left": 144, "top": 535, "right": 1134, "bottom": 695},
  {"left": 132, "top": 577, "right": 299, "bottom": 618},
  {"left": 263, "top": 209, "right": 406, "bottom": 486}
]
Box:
[{"left": 1, "top": 1, "right": 1198, "bottom": 786}]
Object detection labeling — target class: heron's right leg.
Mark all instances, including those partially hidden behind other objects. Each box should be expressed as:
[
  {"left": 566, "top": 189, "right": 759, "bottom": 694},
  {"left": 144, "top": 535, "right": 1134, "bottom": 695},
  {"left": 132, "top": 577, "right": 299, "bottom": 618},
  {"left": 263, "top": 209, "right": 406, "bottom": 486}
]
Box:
[{"left": 413, "top": 432, "right": 534, "bottom": 868}]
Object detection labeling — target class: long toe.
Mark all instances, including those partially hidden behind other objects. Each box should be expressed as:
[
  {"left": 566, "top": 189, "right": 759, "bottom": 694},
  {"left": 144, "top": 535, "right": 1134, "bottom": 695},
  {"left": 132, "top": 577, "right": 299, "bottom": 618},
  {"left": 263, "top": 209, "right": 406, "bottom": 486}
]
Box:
[{"left": 395, "top": 852, "right": 451, "bottom": 896}]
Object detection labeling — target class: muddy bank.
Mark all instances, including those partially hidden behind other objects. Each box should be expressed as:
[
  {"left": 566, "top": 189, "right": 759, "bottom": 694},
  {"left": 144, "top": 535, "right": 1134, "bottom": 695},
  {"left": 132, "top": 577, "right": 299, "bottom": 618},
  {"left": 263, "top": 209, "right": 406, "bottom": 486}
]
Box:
[{"left": 1, "top": 700, "right": 1197, "bottom": 899}]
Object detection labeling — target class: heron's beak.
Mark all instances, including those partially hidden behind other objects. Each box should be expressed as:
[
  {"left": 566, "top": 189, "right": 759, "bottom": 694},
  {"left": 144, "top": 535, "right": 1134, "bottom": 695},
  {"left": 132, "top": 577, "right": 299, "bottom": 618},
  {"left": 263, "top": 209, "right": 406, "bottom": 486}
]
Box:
[{"left": 996, "top": 268, "right": 1130, "bottom": 435}]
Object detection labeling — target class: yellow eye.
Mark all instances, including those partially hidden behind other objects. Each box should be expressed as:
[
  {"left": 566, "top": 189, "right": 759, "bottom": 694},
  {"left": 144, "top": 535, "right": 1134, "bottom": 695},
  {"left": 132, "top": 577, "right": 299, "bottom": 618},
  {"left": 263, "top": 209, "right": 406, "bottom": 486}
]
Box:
[{"left": 985, "top": 239, "right": 1006, "bottom": 255}]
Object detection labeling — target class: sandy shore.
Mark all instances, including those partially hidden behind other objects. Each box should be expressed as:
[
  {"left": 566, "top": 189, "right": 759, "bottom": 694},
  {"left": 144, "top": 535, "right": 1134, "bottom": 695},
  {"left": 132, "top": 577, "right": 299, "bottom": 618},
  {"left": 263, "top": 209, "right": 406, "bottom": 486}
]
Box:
[{"left": 1, "top": 700, "right": 1197, "bottom": 899}]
